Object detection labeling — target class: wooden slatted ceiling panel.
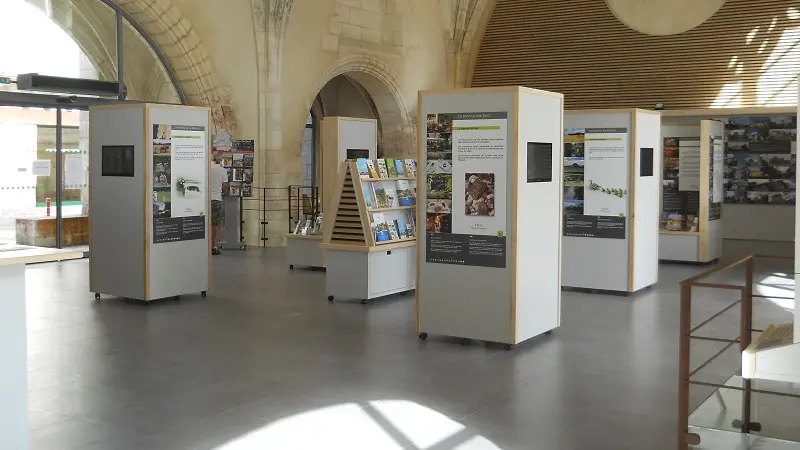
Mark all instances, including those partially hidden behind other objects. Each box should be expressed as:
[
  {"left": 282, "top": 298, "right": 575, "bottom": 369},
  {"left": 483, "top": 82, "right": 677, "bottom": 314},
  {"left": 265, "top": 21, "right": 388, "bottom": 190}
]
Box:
[{"left": 471, "top": 0, "right": 800, "bottom": 110}]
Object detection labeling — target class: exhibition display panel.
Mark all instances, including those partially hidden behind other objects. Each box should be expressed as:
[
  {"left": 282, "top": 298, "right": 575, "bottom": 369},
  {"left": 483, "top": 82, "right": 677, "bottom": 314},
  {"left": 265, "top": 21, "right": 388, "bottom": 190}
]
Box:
[
  {"left": 0, "top": 246, "right": 83, "bottom": 449},
  {"left": 661, "top": 108, "right": 797, "bottom": 242},
  {"left": 742, "top": 90, "right": 800, "bottom": 383},
  {"left": 89, "top": 104, "right": 211, "bottom": 302},
  {"left": 320, "top": 116, "right": 377, "bottom": 212},
  {"left": 659, "top": 120, "right": 724, "bottom": 263},
  {"left": 320, "top": 158, "right": 418, "bottom": 303},
  {"left": 416, "top": 86, "right": 562, "bottom": 347},
  {"left": 562, "top": 109, "right": 660, "bottom": 294}
]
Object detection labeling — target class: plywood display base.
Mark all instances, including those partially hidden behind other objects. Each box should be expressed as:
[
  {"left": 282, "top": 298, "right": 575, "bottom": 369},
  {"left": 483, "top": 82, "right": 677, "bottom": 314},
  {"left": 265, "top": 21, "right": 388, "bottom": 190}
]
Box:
[
  {"left": 0, "top": 246, "right": 83, "bottom": 450},
  {"left": 742, "top": 323, "right": 800, "bottom": 383},
  {"left": 286, "top": 234, "right": 325, "bottom": 270},
  {"left": 322, "top": 242, "right": 415, "bottom": 303},
  {"left": 658, "top": 231, "right": 717, "bottom": 264}
]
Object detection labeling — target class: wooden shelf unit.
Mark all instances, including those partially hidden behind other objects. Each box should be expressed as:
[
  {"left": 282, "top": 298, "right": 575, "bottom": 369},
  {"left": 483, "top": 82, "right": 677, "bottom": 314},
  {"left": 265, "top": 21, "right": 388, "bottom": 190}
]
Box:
[{"left": 322, "top": 160, "right": 418, "bottom": 249}]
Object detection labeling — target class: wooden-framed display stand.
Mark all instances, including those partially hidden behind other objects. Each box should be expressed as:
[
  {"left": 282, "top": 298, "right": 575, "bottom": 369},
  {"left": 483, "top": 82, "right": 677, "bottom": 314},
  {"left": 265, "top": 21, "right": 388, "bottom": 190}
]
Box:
[
  {"left": 289, "top": 117, "right": 377, "bottom": 272},
  {"left": 660, "top": 119, "right": 724, "bottom": 263},
  {"left": 416, "top": 86, "right": 562, "bottom": 349},
  {"left": 320, "top": 116, "right": 378, "bottom": 212},
  {"left": 562, "top": 109, "right": 661, "bottom": 295},
  {"left": 89, "top": 103, "right": 212, "bottom": 302},
  {"left": 320, "top": 160, "right": 417, "bottom": 303}
]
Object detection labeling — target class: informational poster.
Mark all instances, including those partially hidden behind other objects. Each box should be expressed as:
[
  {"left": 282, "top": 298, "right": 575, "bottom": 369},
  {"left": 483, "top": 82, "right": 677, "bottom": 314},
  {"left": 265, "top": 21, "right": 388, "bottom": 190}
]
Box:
[
  {"left": 152, "top": 124, "right": 207, "bottom": 244},
  {"left": 424, "top": 112, "right": 507, "bottom": 268},
  {"left": 563, "top": 128, "right": 627, "bottom": 239},
  {"left": 722, "top": 115, "right": 796, "bottom": 205},
  {"left": 677, "top": 137, "right": 701, "bottom": 191},
  {"left": 213, "top": 139, "right": 254, "bottom": 197},
  {"left": 64, "top": 154, "right": 84, "bottom": 188},
  {"left": 662, "top": 137, "right": 700, "bottom": 232},
  {"left": 32, "top": 160, "right": 50, "bottom": 176}
]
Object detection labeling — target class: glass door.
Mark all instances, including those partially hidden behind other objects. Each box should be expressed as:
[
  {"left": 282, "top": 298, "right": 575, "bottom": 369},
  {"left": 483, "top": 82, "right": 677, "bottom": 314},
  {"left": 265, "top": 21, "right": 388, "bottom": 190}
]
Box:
[
  {"left": 0, "top": 105, "right": 89, "bottom": 252},
  {"left": 0, "top": 105, "right": 56, "bottom": 248}
]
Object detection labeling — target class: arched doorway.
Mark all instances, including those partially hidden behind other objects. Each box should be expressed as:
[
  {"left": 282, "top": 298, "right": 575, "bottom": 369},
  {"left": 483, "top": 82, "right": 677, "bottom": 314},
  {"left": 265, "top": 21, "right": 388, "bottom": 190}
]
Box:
[{"left": 298, "top": 59, "right": 412, "bottom": 225}]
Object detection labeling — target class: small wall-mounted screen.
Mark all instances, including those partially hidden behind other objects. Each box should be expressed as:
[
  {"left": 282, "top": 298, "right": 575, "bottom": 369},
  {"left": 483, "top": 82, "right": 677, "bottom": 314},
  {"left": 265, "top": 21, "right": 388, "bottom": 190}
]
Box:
[
  {"left": 526, "top": 142, "right": 553, "bottom": 183},
  {"left": 102, "top": 145, "right": 135, "bottom": 177},
  {"left": 640, "top": 147, "right": 654, "bottom": 177},
  {"left": 346, "top": 148, "right": 370, "bottom": 159}
]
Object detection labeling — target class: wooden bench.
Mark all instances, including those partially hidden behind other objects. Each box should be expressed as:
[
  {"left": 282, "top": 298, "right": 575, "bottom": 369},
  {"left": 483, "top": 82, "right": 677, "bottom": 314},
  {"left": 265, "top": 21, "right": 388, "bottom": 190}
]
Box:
[{"left": 15, "top": 216, "right": 89, "bottom": 247}]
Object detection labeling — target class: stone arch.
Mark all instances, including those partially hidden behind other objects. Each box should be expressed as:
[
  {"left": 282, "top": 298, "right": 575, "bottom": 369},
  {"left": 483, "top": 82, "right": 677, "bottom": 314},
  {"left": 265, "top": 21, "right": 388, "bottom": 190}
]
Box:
[
  {"left": 302, "top": 54, "right": 413, "bottom": 158},
  {"left": 26, "top": 0, "right": 235, "bottom": 134}
]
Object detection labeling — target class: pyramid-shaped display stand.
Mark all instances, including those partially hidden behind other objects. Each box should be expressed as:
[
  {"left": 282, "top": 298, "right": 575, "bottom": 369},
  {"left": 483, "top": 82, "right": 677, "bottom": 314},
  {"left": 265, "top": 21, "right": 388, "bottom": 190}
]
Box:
[
  {"left": 320, "top": 160, "right": 417, "bottom": 303},
  {"left": 321, "top": 161, "right": 373, "bottom": 247}
]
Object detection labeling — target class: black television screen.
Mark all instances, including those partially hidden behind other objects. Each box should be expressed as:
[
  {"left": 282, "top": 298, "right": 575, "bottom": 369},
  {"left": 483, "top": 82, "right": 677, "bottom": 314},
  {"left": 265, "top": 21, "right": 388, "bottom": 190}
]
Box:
[
  {"left": 526, "top": 142, "right": 553, "bottom": 183},
  {"left": 640, "top": 147, "right": 654, "bottom": 177},
  {"left": 346, "top": 148, "right": 370, "bottom": 159},
  {"left": 102, "top": 145, "right": 135, "bottom": 177}
]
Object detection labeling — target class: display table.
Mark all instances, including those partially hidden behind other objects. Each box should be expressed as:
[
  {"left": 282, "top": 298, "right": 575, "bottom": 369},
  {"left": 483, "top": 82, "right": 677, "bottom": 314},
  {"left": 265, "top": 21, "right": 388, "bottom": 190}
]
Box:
[
  {"left": 0, "top": 246, "right": 83, "bottom": 450},
  {"left": 286, "top": 234, "right": 325, "bottom": 269}
]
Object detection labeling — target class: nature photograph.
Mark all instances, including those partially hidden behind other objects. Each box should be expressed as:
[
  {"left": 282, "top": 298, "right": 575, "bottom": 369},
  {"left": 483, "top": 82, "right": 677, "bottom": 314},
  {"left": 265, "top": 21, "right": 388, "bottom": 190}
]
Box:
[
  {"left": 426, "top": 212, "right": 452, "bottom": 233},
  {"left": 564, "top": 199, "right": 584, "bottom": 215},
  {"left": 426, "top": 173, "right": 452, "bottom": 199},
  {"left": 465, "top": 173, "right": 495, "bottom": 216}
]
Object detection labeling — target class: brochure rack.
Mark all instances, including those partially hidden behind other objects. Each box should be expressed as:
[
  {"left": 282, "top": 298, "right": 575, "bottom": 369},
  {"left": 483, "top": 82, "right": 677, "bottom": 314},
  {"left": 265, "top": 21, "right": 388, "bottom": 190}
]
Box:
[
  {"left": 562, "top": 109, "right": 661, "bottom": 295},
  {"left": 659, "top": 120, "right": 724, "bottom": 263},
  {"left": 320, "top": 159, "right": 417, "bottom": 303},
  {"left": 416, "top": 87, "right": 562, "bottom": 348}
]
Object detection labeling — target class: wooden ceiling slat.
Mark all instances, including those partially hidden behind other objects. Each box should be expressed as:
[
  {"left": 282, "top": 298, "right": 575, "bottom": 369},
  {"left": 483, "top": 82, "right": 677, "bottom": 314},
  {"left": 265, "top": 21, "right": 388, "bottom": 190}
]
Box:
[{"left": 471, "top": 0, "right": 800, "bottom": 109}]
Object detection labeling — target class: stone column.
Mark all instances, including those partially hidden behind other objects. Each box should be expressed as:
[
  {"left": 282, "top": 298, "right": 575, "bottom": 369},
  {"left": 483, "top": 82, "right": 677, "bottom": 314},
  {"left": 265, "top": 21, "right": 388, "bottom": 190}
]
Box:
[{"left": 253, "top": 0, "right": 299, "bottom": 245}]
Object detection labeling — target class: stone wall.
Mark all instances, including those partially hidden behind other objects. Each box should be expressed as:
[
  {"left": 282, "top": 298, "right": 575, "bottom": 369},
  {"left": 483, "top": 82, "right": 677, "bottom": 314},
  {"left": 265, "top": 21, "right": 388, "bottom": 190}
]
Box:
[{"left": 30, "top": 0, "right": 495, "bottom": 246}]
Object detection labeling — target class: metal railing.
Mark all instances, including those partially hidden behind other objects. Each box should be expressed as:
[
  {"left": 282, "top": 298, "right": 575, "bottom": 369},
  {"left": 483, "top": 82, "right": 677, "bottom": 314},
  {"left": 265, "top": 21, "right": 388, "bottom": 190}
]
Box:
[
  {"left": 677, "top": 254, "right": 798, "bottom": 449},
  {"left": 243, "top": 185, "right": 320, "bottom": 246}
]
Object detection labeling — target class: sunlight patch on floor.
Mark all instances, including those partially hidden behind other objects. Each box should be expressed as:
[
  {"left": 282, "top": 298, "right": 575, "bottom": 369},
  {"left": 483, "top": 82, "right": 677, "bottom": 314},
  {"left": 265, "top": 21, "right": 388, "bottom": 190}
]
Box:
[{"left": 214, "top": 400, "right": 502, "bottom": 450}]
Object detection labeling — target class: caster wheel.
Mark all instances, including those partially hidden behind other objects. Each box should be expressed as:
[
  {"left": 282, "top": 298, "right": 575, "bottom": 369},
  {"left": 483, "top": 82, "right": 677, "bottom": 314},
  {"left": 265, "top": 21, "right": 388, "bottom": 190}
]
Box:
[
  {"left": 360, "top": 299, "right": 368, "bottom": 305},
  {"left": 504, "top": 344, "right": 513, "bottom": 351},
  {"left": 544, "top": 330, "right": 552, "bottom": 335},
  {"left": 173, "top": 296, "right": 180, "bottom": 301},
  {"left": 94, "top": 293, "right": 100, "bottom": 300},
  {"left": 327, "top": 295, "right": 334, "bottom": 302},
  {"left": 460, "top": 338, "right": 471, "bottom": 345},
  {"left": 419, "top": 332, "right": 428, "bottom": 341},
  {"left": 201, "top": 291, "right": 207, "bottom": 298},
  {"left": 289, "top": 264, "right": 294, "bottom": 270}
]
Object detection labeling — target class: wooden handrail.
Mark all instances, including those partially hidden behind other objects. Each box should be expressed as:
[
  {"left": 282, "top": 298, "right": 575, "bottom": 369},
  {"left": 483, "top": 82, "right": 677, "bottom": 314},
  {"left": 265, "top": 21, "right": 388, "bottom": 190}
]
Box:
[{"left": 677, "top": 254, "right": 790, "bottom": 449}]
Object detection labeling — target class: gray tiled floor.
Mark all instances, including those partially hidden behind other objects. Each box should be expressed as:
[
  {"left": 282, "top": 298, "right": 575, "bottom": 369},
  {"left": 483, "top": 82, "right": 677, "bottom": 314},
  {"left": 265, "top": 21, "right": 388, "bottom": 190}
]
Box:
[{"left": 22, "top": 245, "right": 797, "bottom": 450}]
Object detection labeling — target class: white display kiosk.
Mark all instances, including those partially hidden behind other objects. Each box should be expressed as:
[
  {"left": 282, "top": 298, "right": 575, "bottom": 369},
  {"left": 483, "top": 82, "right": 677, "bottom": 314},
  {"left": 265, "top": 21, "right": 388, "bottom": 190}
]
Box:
[
  {"left": 321, "top": 159, "right": 417, "bottom": 303},
  {"left": 320, "top": 116, "right": 378, "bottom": 211},
  {"left": 416, "top": 86, "right": 562, "bottom": 348},
  {"left": 562, "top": 109, "right": 660, "bottom": 295},
  {"left": 89, "top": 104, "right": 211, "bottom": 302},
  {"left": 659, "top": 120, "right": 724, "bottom": 263},
  {"left": 0, "top": 246, "right": 83, "bottom": 450},
  {"left": 741, "top": 87, "right": 800, "bottom": 383}
]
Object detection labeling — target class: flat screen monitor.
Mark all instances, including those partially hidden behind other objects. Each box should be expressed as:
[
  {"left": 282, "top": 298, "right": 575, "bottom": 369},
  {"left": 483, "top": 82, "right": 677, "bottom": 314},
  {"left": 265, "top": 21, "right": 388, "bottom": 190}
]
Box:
[{"left": 102, "top": 145, "right": 135, "bottom": 177}]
